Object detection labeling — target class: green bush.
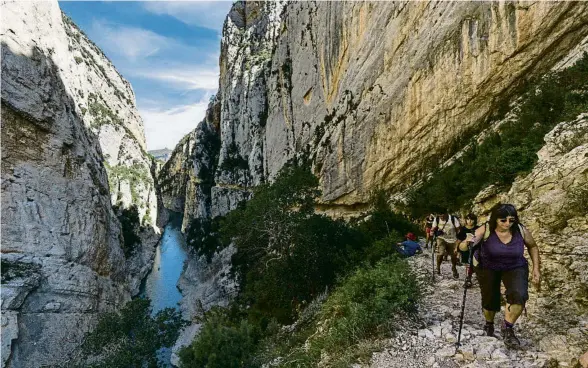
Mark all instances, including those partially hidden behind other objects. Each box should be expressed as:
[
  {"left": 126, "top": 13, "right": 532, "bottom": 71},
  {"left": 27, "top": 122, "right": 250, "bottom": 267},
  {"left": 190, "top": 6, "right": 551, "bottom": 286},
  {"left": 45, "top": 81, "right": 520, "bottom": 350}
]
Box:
[
  {"left": 113, "top": 204, "right": 141, "bottom": 257},
  {"left": 405, "top": 52, "right": 588, "bottom": 218},
  {"left": 353, "top": 191, "right": 421, "bottom": 242},
  {"left": 182, "top": 163, "right": 424, "bottom": 367},
  {"left": 73, "top": 299, "right": 185, "bottom": 368},
  {"left": 1, "top": 260, "right": 41, "bottom": 283},
  {"left": 178, "top": 308, "right": 262, "bottom": 368},
  {"left": 363, "top": 231, "right": 402, "bottom": 266},
  {"left": 280, "top": 256, "right": 421, "bottom": 367},
  {"left": 185, "top": 217, "right": 225, "bottom": 261},
  {"left": 222, "top": 161, "right": 373, "bottom": 323}
]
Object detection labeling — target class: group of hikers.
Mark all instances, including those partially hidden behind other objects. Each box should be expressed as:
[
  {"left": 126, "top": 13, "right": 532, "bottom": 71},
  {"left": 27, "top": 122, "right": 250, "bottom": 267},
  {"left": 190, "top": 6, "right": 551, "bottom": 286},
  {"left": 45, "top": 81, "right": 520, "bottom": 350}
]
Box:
[{"left": 396, "top": 203, "right": 542, "bottom": 349}]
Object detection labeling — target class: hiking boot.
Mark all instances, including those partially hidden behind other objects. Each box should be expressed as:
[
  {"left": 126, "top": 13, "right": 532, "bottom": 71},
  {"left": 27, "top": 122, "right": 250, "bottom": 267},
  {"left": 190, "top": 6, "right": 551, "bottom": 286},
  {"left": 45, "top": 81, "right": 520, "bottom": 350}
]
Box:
[
  {"left": 452, "top": 268, "right": 459, "bottom": 279},
  {"left": 483, "top": 322, "right": 495, "bottom": 337},
  {"left": 463, "top": 276, "right": 473, "bottom": 289},
  {"left": 436, "top": 267, "right": 441, "bottom": 276},
  {"left": 501, "top": 326, "right": 521, "bottom": 349}
]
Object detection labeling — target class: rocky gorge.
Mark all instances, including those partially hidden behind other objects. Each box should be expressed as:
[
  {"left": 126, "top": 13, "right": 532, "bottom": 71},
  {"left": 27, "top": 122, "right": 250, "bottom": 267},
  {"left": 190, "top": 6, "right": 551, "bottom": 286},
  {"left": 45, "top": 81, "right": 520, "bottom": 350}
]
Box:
[
  {"left": 2, "top": 0, "right": 588, "bottom": 367},
  {"left": 160, "top": 1, "right": 587, "bottom": 366}
]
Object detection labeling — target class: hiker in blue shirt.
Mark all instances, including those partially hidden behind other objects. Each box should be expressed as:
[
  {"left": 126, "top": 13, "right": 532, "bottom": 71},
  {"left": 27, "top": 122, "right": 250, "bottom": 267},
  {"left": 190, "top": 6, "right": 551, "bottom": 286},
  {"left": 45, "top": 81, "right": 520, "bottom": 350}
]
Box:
[{"left": 396, "top": 233, "right": 422, "bottom": 257}]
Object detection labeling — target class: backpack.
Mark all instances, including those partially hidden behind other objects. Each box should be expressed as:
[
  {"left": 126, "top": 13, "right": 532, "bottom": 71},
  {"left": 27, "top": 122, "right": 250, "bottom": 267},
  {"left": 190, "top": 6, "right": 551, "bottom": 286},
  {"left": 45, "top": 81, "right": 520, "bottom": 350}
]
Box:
[{"left": 435, "top": 215, "right": 459, "bottom": 229}]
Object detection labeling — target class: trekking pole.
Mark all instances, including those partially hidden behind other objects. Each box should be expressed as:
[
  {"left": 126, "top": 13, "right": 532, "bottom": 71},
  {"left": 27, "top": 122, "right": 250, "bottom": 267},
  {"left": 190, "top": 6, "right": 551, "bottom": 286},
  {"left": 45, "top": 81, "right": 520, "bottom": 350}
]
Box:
[
  {"left": 456, "top": 244, "right": 474, "bottom": 352},
  {"left": 431, "top": 233, "right": 437, "bottom": 282}
]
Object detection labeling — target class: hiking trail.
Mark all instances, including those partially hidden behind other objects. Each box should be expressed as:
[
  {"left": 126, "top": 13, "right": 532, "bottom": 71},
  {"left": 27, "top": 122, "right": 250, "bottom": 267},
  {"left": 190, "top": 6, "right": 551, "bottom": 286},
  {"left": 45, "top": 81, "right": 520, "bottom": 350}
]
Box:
[{"left": 369, "top": 246, "right": 557, "bottom": 368}]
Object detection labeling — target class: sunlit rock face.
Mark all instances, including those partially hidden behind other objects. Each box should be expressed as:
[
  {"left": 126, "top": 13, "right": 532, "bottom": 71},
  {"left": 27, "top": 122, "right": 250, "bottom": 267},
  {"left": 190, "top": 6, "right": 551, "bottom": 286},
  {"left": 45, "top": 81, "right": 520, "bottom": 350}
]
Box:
[
  {"left": 167, "top": 1, "right": 588, "bottom": 225},
  {"left": 0, "top": 1, "right": 158, "bottom": 366},
  {"left": 60, "top": 10, "right": 157, "bottom": 229},
  {"left": 215, "top": 1, "right": 588, "bottom": 213}
]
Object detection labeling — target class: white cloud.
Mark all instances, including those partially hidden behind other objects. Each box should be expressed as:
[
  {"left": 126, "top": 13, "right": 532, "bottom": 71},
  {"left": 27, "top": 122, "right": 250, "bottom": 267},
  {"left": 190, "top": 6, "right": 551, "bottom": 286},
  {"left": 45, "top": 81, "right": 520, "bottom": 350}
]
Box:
[
  {"left": 91, "top": 20, "right": 175, "bottom": 61},
  {"left": 142, "top": 1, "right": 233, "bottom": 31},
  {"left": 141, "top": 97, "right": 212, "bottom": 150},
  {"left": 132, "top": 67, "right": 219, "bottom": 91}
]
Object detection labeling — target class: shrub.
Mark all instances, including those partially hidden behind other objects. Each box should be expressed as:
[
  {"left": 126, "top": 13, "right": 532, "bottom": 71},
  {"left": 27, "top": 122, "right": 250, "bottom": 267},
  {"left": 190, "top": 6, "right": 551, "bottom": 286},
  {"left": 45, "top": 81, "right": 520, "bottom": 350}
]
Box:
[
  {"left": 73, "top": 299, "right": 185, "bottom": 368},
  {"left": 185, "top": 217, "right": 225, "bottom": 261},
  {"left": 1, "top": 260, "right": 41, "bottom": 283},
  {"left": 178, "top": 308, "right": 261, "bottom": 368},
  {"left": 280, "top": 256, "right": 421, "bottom": 367},
  {"left": 222, "top": 161, "right": 372, "bottom": 323},
  {"left": 113, "top": 204, "right": 141, "bottom": 257},
  {"left": 353, "top": 190, "right": 421, "bottom": 243},
  {"left": 363, "top": 231, "right": 402, "bottom": 266}
]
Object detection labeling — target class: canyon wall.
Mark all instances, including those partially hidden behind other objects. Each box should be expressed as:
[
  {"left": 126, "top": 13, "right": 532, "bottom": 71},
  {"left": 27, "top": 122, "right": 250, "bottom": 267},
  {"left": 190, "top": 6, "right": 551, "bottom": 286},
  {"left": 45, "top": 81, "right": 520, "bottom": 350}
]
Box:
[{"left": 1, "top": 1, "right": 159, "bottom": 366}]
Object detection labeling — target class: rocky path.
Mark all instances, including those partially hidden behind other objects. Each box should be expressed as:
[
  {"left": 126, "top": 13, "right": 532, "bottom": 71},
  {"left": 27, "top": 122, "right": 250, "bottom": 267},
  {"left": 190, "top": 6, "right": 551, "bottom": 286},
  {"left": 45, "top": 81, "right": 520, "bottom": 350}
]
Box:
[{"left": 370, "top": 246, "right": 556, "bottom": 368}]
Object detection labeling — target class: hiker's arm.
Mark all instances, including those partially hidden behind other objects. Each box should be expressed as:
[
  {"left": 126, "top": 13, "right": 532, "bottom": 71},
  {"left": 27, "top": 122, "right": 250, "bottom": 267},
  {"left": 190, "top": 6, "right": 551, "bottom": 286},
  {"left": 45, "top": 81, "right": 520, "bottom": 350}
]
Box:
[
  {"left": 471, "top": 226, "right": 486, "bottom": 246},
  {"left": 523, "top": 228, "right": 541, "bottom": 289}
]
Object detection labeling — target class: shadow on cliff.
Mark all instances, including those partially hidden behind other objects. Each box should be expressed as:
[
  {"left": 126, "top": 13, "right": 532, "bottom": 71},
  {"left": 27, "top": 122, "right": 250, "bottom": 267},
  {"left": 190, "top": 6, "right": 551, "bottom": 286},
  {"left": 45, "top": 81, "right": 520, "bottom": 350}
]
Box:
[{"left": 1, "top": 40, "right": 161, "bottom": 367}]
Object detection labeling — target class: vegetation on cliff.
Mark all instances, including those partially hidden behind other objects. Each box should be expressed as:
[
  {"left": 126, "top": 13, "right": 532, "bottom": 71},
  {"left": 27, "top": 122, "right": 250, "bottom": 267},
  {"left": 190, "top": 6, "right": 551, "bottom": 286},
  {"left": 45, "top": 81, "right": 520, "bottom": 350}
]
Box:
[
  {"left": 404, "top": 52, "right": 588, "bottom": 218},
  {"left": 65, "top": 299, "right": 185, "bottom": 368},
  {"left": 179, "top": 162, "right": 422, "bottom": 367},
  {"left": 112, "top": 204, "right": 141, "bottom": 257}
]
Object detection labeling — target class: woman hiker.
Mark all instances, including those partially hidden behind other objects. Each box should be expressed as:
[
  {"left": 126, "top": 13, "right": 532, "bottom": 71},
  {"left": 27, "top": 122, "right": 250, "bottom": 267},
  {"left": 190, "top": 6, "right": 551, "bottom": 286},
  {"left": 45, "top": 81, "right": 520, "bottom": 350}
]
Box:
[
  {"left": 470, "top": 204, "right": 541, "bottom": 348},
  {"left": 455, "top": 213, "right": 479, "bottom": 287}
]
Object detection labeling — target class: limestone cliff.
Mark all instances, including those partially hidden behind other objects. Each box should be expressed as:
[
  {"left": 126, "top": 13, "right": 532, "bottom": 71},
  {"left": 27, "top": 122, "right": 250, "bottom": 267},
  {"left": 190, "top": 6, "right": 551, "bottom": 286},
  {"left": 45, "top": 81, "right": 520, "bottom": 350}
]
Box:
[
  {"left": 218, "top": 1, "right": 588, "bottom": 209},
  {"left": 61, "top": 13, "right": 157, "bottom": 229},
  {"left": 164, "top": 1, "right": 588, "bottom": 222},
  {"left": 0, "top": 1, "right": 157, "bottom": 366}
]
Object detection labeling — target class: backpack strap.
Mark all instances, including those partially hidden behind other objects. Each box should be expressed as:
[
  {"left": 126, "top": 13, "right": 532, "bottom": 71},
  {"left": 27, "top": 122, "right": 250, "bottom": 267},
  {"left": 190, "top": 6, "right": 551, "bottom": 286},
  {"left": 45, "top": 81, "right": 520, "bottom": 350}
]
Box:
[
  {"left": 483, "top": 222, "right": 491, "bottom": 241},
  {"left": 451, "top": 215, "right": 459, "bottom": 228}
]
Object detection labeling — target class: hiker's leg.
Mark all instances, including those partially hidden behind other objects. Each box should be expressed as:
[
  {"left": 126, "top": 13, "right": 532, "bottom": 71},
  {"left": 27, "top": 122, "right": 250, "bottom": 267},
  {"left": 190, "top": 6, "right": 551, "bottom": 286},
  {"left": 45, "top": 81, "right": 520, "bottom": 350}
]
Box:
[
  {"left": 504, "top": 304, "right": 524, "bottom": 324},
  {"left": 476, "top": 267, "right": 501, "bottom": 321},
  {"left": 502, "top": 266, "right": 529, "bottom": 324},
  {"left": 436, "top": 238, "right": 446, "bottom": 272},
  {"left": 449, "top": 242, "right": 459, "bottom": 278},
  {"left": 483, "top": 309, "right": 496, "bottom": 323},
  {"left": 450, "top": 243, "right": 458, "bottom": 267}
]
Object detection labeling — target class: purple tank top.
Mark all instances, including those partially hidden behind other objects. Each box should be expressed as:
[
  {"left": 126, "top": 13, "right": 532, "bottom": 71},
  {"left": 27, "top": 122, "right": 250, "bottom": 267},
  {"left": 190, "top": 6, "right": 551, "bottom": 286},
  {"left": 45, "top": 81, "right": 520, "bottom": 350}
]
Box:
[{"left": 477, "top": 230, "right": 528, "bottom": 270}]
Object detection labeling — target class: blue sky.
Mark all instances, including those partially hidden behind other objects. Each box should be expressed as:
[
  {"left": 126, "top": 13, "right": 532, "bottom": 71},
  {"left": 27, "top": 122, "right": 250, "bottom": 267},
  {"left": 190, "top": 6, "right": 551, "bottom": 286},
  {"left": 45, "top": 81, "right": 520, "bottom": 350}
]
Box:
[{"left": 59, "top": 1, "right": 234, "bottom": 150}]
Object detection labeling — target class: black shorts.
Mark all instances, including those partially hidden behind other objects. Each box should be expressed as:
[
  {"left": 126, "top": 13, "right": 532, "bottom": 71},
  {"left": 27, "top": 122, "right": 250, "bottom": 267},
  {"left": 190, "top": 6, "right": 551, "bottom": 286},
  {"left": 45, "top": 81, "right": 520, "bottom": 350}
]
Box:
[
  {"left": 460, "top": 249, "right": 471, "bottom": 264},
  {"left": 475, "top": 266, "right": 529, "bottom": 312}
]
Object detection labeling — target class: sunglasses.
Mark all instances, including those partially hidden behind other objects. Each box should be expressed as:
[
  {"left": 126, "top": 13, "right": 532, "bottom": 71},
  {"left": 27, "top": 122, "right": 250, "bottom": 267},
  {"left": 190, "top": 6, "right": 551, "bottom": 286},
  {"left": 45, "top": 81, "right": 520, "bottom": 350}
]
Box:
[{"left": 498, "top": 217, "right": 516, "bottom": 223}]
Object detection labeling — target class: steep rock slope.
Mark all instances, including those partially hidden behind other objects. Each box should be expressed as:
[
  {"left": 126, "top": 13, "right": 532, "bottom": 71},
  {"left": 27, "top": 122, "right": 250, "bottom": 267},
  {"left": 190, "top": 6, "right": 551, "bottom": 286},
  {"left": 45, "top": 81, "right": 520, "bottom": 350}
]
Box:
[
  {"left": 158, "top": 97, "right": 223, "bottom": 231},
  {"left": 61, "top": 13, "right": 157, "bottom": 228},
  {"left": 164, "top": 1, "right": 588, "bottom": 223},
  {"left": 0, "top": 1, "right": 157, "bottom": 366},
  {"left": 221, "top": 1, "right": 588, "bottom": 210}
]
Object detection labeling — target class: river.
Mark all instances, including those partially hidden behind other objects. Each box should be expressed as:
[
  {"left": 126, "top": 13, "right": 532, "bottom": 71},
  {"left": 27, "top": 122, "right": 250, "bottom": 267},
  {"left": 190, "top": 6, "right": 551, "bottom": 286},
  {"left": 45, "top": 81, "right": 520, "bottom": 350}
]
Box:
[{"left": 139, "top": 212, "right": 188, "bottom": 366}]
